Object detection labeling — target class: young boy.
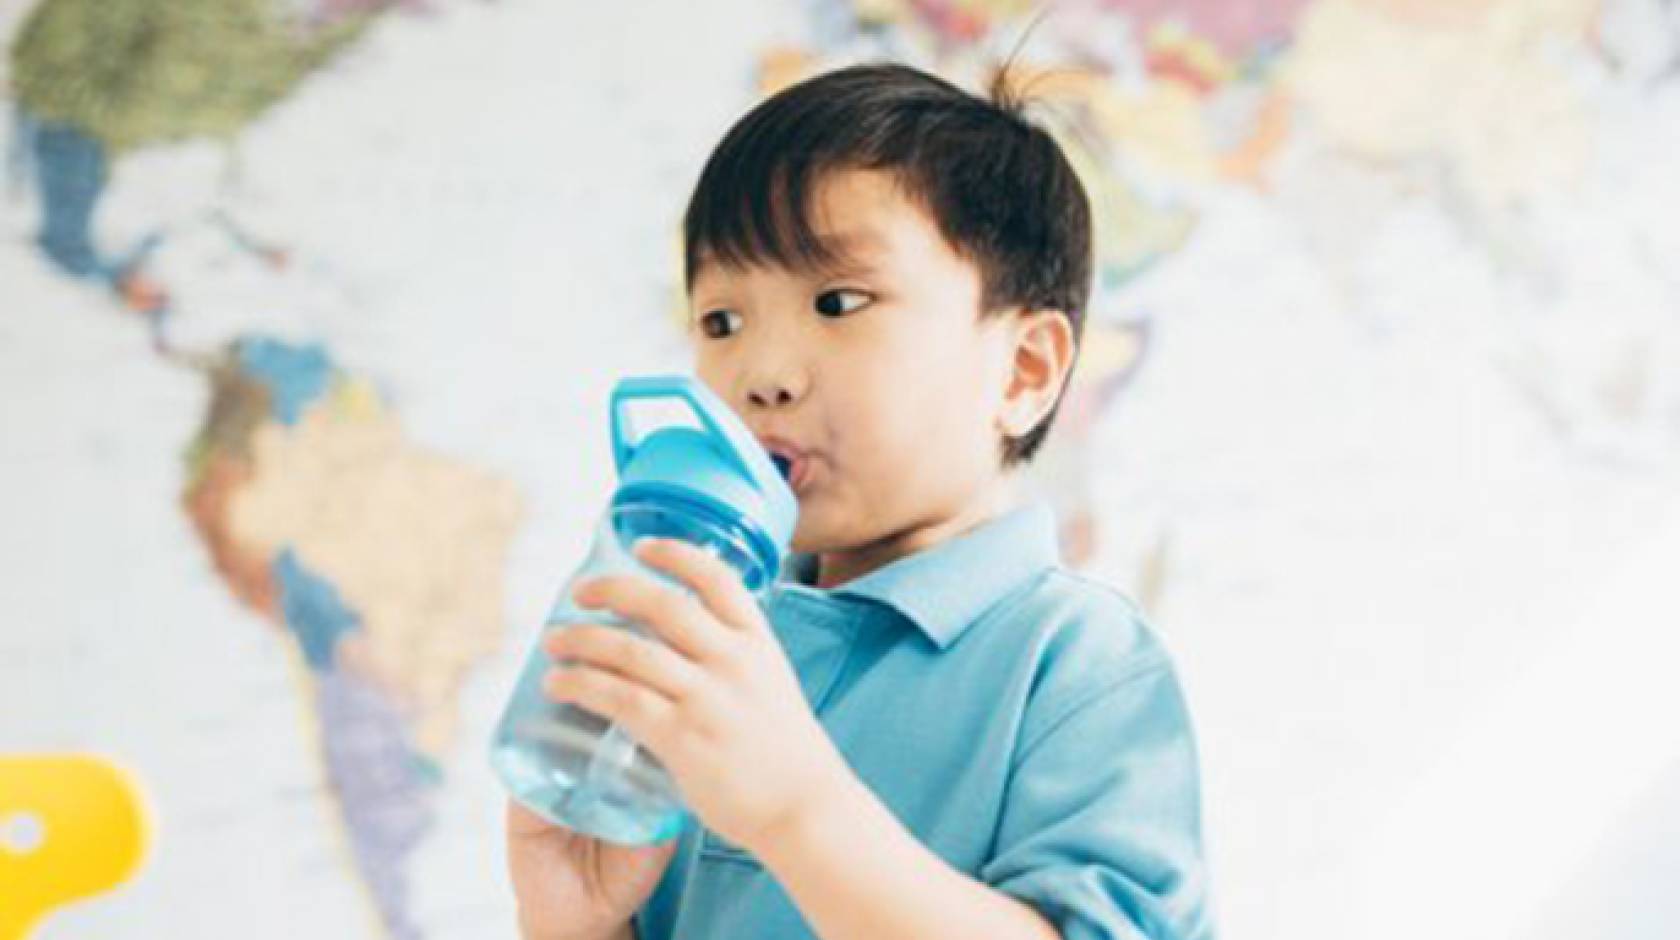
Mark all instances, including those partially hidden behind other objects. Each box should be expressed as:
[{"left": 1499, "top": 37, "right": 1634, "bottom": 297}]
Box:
[{"left": 505, "top": 63, "right": 1213, "bottom": 940}]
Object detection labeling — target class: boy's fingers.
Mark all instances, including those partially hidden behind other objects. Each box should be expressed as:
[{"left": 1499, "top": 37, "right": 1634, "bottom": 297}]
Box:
[
  {"left": 542, "top": 665, "right": 674, "bottom": 756},
  {"left": 543, "top": 625, "right": 704, "bottom": 703},
  {"left": 572, "top": 572, "right": 721, "bottom": 660},
  {"left": 631, "top": 539, "right": 765, "bottom": 635},
  {"left": 506, "top": 799, "right": 557, "bottom": 836}
]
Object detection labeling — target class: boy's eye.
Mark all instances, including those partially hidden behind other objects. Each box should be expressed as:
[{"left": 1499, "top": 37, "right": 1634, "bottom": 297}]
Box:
[
  {"left": 697, "top": 309, "right": 742, "bottom": 338},
  {"left": 814, "top": 289, "right": 870, "bottom": 318}
]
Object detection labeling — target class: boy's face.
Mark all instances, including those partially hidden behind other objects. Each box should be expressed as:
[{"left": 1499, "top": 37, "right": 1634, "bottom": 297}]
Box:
[{"left": 688, "top": 169, "right": 1021, "bottom": 560}]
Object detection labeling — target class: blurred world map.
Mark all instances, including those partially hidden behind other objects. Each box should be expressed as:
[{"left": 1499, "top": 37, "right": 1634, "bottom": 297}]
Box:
[{"left": 3, "top": 1, "right": 1677, "bottom": 938}]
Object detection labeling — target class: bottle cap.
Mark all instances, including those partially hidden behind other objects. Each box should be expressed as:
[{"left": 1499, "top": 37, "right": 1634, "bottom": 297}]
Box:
[{"left": 608, "top": 375, "right": 798, "bottom": 579}]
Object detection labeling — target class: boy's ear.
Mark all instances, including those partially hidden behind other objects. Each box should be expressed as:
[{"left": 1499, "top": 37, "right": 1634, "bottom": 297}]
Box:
[{"left": 997, "top": 308, "right": 1075, "bottom": 438}]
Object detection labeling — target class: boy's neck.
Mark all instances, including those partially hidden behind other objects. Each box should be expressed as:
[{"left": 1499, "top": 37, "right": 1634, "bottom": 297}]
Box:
[{"left": 813, "top": 474, "right": 1026, "bottom": 590}]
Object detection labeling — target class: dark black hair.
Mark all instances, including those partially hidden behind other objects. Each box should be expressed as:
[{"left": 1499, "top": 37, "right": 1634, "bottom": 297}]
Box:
[{"left": 682, "top": 62, "right": 1093, "bottom": 466}]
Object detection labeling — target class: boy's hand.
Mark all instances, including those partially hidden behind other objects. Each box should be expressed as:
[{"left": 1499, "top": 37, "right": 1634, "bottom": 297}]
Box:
[
  {"left": 544, "top": 537, "right": 856, "bottom": 858},
  {"left": 505, "top": 799, "right": 674, "bottom": 940}
]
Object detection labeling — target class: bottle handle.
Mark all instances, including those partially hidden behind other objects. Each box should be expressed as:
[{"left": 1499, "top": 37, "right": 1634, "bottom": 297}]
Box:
[{"left": 609, "top": 376, "right": 766, "bottom": 486}]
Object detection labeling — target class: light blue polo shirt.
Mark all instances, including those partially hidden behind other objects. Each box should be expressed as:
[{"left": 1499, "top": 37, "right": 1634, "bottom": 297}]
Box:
[{"left": 633, "top": 499, "right": 1214, "bottom": 940}]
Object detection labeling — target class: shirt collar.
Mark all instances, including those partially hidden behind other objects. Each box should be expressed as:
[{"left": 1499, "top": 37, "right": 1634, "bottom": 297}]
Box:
[{"left": 775, "top": 499, "right": 1061, "bottom": 650}]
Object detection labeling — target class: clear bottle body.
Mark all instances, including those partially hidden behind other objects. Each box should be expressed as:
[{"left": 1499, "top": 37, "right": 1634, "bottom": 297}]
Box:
[{"left": 490, "top": 496, "right": 771, "bottom": 845}]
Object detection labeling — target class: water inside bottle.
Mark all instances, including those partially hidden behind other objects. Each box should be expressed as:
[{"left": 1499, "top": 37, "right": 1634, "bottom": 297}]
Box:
[{"left": 491, "top": 501, "right": 769, "bottom": 844}]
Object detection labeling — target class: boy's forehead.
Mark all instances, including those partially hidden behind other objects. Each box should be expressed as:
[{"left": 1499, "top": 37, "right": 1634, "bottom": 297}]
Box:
[{"left": 810, "top": 169, "right": 931, "bottom": 233}]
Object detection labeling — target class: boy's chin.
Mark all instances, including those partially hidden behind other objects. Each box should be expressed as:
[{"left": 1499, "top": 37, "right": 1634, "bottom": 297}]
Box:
[
  {"left": 788, "top": 527, "right": 819, "bottom": 556},
  {"left": 787, "top": 511, "right": 865, "bottom": 558},
  {"left": 787, "top": 511, "right": 834, "bottom": 556}
]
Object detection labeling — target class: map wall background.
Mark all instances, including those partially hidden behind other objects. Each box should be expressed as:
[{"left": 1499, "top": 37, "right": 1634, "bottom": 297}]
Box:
[{"left": 3, "top": 1, "right": 1678, "bottom": 938}]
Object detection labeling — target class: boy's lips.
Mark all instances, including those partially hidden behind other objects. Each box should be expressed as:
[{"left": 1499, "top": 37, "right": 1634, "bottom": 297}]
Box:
[{"left": 757, "top": 435, "right": 818, "bottom": 496}]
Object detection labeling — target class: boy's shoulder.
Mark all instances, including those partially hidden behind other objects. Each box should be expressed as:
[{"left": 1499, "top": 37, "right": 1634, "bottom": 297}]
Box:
[
  {"left": 974, "top": 563, "right": 1178, "bottom": 717},
  {"left": 991, "top": 562, "right": 1167, "bottom": 663}
]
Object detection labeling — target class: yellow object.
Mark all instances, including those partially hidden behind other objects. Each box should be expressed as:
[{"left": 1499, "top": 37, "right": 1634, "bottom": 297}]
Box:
[{"left": 0, "top": 755, "right": 151, "bottom": 940}]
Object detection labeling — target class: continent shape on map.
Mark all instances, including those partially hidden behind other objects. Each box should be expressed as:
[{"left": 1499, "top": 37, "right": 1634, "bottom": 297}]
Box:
[
  {"left": 6, "top": 0, "right": 389, "bottom": 319},
  {"left": 1284, "top": 0, "right": 1598, "bottom": 213},
  {"left": 182, "top": 337, "right": 524, "bottom": 939}
]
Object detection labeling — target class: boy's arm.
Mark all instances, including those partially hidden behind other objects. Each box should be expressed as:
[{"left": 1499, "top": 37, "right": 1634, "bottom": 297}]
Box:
[
  {"left": 756, "top": 775, "right": 1061, "bottom": 940},
  {"left": 758, "top": 660, "right": 1212, "bottom": 940}
]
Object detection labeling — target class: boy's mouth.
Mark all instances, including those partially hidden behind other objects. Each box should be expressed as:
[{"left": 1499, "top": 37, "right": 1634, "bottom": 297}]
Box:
[
  {"left": 759, "top": 437, "right": 815, "bottom": 495},
  {"left": 780, "top": 455, "right": 813, "bottom": 495}
]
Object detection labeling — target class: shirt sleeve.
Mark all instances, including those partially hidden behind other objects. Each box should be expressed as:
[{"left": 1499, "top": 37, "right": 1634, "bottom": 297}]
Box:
[{"left": 978, "top": 660, "right": 1215, "bottom": 940}]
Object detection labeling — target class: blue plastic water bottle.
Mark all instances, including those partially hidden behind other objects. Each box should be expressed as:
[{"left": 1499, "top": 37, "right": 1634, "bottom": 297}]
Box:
[{"left": 490, "top": 375, "right": 797, "bottom": 845}]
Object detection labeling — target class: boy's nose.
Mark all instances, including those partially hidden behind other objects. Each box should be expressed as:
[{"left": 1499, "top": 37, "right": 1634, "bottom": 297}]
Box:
[
  {"left": 747, "top": 383, "right": 798, "bottom": 409},
  {"left": 744, "top": 363, "right": 809, "bottom": 409},
  {"left": 741, "top": 342, "right": 810, "bottom": 411}
]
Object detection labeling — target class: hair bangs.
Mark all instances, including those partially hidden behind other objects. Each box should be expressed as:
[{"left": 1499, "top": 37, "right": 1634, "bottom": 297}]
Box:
[{"left": 684, "top": 110, "right": 853, "bottom": 286}]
